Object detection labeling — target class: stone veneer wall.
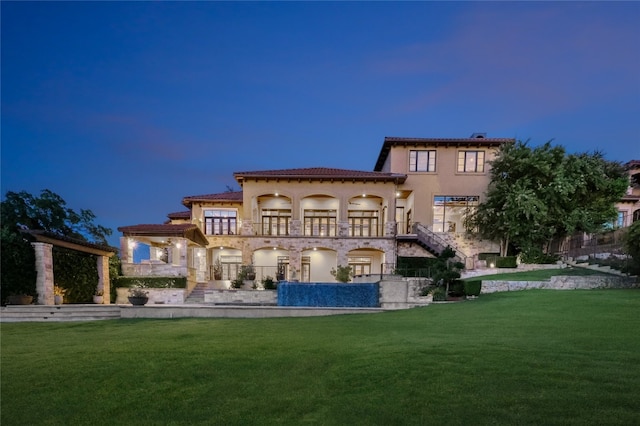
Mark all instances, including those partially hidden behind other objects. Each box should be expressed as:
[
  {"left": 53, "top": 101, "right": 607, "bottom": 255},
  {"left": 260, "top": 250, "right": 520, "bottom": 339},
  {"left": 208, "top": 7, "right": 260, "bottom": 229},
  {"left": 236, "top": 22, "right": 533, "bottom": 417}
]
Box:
[
  {"left": 379, "top": 276, "right": 431, "bottom": 309},
  {"left": 481, "top": 275, "right": 638, "bottom": 294},
  {"left": 204, "top": 289, "right": 277, "bottom": 305},
  {"left": 116, "top": 288, "right": 186, "bottom": 304}
]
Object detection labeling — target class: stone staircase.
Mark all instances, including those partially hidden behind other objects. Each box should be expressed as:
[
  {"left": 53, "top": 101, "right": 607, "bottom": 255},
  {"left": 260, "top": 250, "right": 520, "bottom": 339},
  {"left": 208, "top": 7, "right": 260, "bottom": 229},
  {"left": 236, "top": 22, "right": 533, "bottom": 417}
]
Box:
[
  {"left": 567, "top": 258, "right": 634, "bottom": 277},
  {"left": 184, "top": 283, "right": 207, "bottom": 304},
  {"left": 0, "top": 305, "right": 121, "bottom": 322},
  {"left": 410, "top": 223, "right": 468, "bottom": 264}
]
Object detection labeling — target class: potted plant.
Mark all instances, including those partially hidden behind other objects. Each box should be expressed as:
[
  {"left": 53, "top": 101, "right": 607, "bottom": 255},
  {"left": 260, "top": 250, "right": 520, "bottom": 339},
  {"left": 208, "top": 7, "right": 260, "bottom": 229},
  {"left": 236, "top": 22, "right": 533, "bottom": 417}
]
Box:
[
  {"left": 128, "top": 286, "right": 149, "bottom": 306},
  {"left": 53, "top": 285, "right": 65, "bottom": 305},
  {"left": 213, "top": 258, "right": 223, "bottom": 280},
  {"left": 7, "top": 293, "right": 34, "bottom": 305},
  {"left": 93, "top": 289, "right": 104, "bottom": 304},
  {"left": 276, "top": 264, "right": 286, "bottom": 281},
  {"left": 244, "top": 264, "right": 256, "bottom": 281}
]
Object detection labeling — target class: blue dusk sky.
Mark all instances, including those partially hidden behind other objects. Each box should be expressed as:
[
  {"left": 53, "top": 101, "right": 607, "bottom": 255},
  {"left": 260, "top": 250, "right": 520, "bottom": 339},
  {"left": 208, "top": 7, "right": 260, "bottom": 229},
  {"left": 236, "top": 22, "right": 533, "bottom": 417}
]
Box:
[{"left": 2, "top": 1, "right": 639, "bottom": 249}]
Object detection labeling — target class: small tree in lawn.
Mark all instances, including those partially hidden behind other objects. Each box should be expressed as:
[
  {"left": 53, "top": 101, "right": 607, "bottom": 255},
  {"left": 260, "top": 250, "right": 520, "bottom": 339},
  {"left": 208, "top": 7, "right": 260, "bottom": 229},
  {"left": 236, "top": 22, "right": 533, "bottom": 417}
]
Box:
[{"left": 430, "top": 247, "right": 465, "bottom": 299}]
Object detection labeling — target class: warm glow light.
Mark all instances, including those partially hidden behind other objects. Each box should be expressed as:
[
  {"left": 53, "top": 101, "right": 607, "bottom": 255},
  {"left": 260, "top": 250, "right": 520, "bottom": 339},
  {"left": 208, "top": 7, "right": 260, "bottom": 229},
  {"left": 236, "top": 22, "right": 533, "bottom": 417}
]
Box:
[
  {"left": 176, "top": 243, "right": 182, "bottom": 249},
  {"left": 490, "top": 263, "right": 495, "bottom": 268},
  {"left": 275, "top": 192, "right": 279, "bottom": 197},
  {"left": 220, "top": 246, "right": 224, "bottom": 250},
  {"left": 273, "top": 247, "right": 277, "bottom": 250},
  {"left": 313, "top": 247, "right": 317, "bottom": 251},
  {"left": 362, "top": 193, "right": 366, "bottom": 197},
  {"left": 396, "top": 192, "right": 400, "bottom": 197}
]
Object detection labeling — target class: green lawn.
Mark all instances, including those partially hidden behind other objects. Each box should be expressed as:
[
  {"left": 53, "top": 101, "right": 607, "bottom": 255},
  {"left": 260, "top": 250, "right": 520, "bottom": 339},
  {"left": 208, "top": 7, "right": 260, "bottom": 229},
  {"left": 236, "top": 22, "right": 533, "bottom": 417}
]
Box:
[
  {"left": 463, "top": 267, "right": 616, "bottom": 282},
  {"left": 2, "top": 290, "right": 639, "bottom": 425}
]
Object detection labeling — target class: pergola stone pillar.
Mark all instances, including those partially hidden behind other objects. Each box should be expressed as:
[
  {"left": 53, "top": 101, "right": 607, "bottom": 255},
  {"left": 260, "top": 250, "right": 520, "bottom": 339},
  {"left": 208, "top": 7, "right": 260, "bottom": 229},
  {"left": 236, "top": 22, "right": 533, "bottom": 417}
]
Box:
[
  {"left": 24, "top": 230, "right": 118, "bottom": 305},
  {"left": 31, "top": 242, "right": 54, "bottom": 305},
  {"left": 96, "top": 255, "right": 110, "bottom": 304}
]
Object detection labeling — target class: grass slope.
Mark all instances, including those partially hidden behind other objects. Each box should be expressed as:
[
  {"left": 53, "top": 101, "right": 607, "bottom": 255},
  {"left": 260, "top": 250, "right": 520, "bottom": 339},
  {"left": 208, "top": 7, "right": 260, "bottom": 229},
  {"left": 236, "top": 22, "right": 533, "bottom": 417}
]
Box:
[{"left": 2, "top": 290, "right": 639, "bottom": 425}]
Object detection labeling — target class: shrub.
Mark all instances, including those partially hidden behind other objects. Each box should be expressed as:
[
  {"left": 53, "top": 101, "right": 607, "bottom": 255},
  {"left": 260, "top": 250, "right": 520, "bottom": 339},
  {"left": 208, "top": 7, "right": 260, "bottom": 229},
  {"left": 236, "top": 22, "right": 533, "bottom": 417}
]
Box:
[
  {"left": 448, "top": 280, "right": 465, "bottom": 297},
  {"left": 496, "top": 256, "right": 517, "bottom": 268},
  {"left": 520, "top": 247, "right": 559, "bottom": 264},
  {"left": 464, "top": 280, "right": 482, "bottom": 297},
  {"left": 431, "top": 287, "right": 446, "bottom": 301},
  {"left": 113, "top": 276, "right": 187, "bottom": 289},
  {"left": 262, "top": 276, "right": 277, "bottom": 290},
  {"left": 330, "top": 265, "right": 353, "bottom": 283}
]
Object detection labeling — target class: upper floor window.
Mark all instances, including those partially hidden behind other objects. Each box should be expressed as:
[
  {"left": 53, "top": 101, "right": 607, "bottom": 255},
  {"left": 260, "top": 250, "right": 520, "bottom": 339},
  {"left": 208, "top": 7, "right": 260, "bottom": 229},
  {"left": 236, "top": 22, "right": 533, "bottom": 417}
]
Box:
[
  {"left": 348, "top": 210, "right": 379, "bottom": 237},
  {"left": 261, "top": 209, "right": 290, "bottom": 236},
  {"left": 458, "top": 151, "right": 485, "bottom": 173},
  {"left": 409, "top": 150, "right": 436, "bottom": 172},
  {"left": 304, "top": 210, "right": 336, "bottom": 236},
  {"left": 204, "top": 209, "right": 237, "bottom": 235}
]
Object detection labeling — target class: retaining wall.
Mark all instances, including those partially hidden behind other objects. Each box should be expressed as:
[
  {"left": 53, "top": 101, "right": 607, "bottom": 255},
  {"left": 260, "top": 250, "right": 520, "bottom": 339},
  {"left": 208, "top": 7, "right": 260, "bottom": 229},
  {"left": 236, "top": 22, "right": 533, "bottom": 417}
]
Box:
[
  {"left": 116, "top": 288, "right": 186, "bottom": 304},
  {"left": 204, "top": 289, "right": 277, "bottom": 305},
  {"left": 481, "top": 275, "right": 638, "bottom": 294}
]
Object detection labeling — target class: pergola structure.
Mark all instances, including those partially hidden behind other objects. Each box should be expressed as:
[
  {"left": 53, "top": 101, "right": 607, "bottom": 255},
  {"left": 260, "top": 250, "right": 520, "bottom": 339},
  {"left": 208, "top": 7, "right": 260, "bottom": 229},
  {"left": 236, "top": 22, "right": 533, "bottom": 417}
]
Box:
[{"left": 22, "top": 230, "right": 118, "bottom": 305}]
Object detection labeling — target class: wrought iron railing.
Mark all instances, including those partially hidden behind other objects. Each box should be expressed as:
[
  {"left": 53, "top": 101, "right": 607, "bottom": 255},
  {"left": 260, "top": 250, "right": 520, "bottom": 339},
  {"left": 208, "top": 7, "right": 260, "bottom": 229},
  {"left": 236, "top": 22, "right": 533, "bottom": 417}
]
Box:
[{"left": 413, "top": 223, "right": 467, "bottom": 264}]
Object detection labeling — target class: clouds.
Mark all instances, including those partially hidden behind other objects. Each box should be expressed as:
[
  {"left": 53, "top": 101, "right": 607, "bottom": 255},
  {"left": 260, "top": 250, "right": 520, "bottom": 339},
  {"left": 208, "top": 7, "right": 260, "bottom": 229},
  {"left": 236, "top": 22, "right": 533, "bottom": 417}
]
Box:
[
  {"left": 368, "top": 2, "right": 640, "bottom": 130},
  {"left": 1, "top": 1, "right": 638, "bottom": 248}
]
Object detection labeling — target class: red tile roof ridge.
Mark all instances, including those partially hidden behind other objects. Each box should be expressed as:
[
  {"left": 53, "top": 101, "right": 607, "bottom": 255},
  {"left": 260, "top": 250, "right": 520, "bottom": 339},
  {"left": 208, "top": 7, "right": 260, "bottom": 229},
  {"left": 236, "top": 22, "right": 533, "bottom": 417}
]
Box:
[
  {"left": 117, "top": 223, "right": 198, "bottom": 232},
  {"left": 182, "top": 191, "right": 243, "bottom": 200},
  {"left": 384, "top": 136, "right": 515, "bottom": 142},
  {"left": 234, "top": 167, "right": 404, "bottom": 177}
]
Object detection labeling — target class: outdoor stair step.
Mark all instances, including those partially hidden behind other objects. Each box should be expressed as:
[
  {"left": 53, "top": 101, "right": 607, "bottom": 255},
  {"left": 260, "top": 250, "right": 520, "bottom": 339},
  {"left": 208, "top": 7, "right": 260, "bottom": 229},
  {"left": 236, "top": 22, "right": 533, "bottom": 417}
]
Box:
[{"left": 0, "top": 305, "right": 121, "bottom": 322}]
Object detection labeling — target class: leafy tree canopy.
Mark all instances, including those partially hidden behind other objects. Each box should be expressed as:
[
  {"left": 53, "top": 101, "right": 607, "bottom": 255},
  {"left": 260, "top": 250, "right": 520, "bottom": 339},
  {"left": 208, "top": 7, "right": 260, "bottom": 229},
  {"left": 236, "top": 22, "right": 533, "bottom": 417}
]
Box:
[
  {"left": 465, "top": 141, "right": 628, "bottom": 257},
  {"left": 1, "top": 189, "right": 111, "bottom": 244},
  {"left": 1, "top": 189, "right": 113, "bottom": 302}
]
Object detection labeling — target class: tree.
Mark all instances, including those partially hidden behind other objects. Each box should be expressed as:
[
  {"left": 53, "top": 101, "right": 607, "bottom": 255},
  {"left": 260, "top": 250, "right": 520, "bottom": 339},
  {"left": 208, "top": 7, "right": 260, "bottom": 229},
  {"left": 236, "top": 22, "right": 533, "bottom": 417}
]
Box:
[
  {"left": 430, "top": 247, "right": 465, "bottom": 297},
  {"left": 465, "top": 141, "right": 628, "bottom": 258},
  {"left": 624, "top": 220, "right": 640, "bottom": 272},
  {"left": 330, "top": 265, "right": 353, "bottom": 283},
  {"left": 1, "top": 189, "right": 113, "bottom": 303}
]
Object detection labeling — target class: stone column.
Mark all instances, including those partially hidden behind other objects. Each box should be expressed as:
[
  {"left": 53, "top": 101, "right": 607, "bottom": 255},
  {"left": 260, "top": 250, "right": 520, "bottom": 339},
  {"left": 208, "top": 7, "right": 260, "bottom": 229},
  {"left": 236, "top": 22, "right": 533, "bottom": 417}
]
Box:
[
  {"left": 120, "top": 237, "right": 133, "bottom": 263},
  {"left": 31, "top": 242, "right": 54, "bottom": 305},
  {"left": 97, "top": 255, "right": 110, "bottom": 304}
]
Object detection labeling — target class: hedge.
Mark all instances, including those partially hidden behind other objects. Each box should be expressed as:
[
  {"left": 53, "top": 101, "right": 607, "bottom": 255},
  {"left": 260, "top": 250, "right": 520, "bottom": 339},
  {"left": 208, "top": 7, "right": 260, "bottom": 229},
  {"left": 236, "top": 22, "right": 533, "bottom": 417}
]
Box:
[
  {"left": 496, "top": 256, "right": 517, "bottom": 268},
  {"left": 113, "top": 276, "right": 187, "bottom": 289},
  {"left": 464, "top": 280, "right": 482, "bottom": 296}
]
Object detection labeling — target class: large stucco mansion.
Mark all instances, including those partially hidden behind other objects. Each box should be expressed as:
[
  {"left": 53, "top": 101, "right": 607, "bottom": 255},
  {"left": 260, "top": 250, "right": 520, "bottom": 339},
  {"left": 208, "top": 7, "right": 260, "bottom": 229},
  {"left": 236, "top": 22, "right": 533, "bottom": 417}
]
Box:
[
  {"left": 118, "top": 133, "right": 510, "bottom": 288},
  {"left": 118, "top": 134, "right": 639, "bottom": 290}
]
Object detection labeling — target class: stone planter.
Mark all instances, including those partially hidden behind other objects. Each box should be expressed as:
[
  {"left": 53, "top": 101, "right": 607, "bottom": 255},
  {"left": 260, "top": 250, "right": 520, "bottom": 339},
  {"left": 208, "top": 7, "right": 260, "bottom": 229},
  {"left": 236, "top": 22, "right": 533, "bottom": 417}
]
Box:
[
  {"left": 93, "top": 295, "right": 104, "bottom": 304},
  {"left": 54, "top": 295, "right": 64, "bottom": 305},
  {"left": 7, "top": 295, "right": 33, "bottom": 305},
  {"left": 128, "top": 296, "right": 148, "bottom": 306}
]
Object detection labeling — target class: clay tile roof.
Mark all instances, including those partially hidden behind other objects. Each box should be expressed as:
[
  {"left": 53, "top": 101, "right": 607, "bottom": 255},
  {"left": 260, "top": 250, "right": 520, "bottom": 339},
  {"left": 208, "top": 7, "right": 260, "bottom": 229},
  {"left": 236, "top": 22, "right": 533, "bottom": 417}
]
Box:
[
  {"left": 117, "top": 223, "right": 198, "bottom": 234},
  {"left": 167, "top": 211, "right": 191, "bottom": 219},
  {"left": 117, "top": 223, "right": 208, "bottom": 246},
  {"left": 374, "top": 136, "right": 515, "bottom": 171},
  {"left": 625, "top": 160, "right": 640, "bottom": 169},
  {"left": 182, "top": 191, "right": 243, "bottom": 206},
  {"left": 234, "top": 167, "right": 406, "bottom": 183}
]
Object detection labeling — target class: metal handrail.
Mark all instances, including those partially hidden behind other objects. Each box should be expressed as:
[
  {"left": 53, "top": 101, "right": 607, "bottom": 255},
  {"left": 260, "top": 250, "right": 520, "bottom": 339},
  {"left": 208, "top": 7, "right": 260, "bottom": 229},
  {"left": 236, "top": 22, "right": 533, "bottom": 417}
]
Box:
[{"left": 413, "top": 223, "right": 467, "bottom": 263}]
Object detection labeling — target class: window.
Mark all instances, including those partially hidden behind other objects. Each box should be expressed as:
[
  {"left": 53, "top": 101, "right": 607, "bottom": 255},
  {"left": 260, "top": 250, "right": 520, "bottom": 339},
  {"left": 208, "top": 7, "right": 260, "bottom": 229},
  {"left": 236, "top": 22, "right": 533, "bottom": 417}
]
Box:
[
  {"left": 457, "top": 151, "right": 485, "bottom": 173},
  {"left": 261, "top": 209, "right": 290, "bottom": 236},
  {"left": 349, "top": 210, "right": 379, "bottom": 236},
  {"left": 616, "top": 211, "right": 625, "bottom": 228},
  {"left": 204, "top": 210, "right": 237, "bottom": 235},
  {"left": 432, "top": 196, "right": 479, "bottom": 233},
  {"left": 409, "top": 150, "right": 436, "bottom": 172},
  {"left": 304, "top": 210, "right": 336, "bottom": 236},
  {"left": 349, "top": 256, "right": 372, "bottom": 276},
  {"left": 220, "top": 255, "right": 242, "bottom": 280}
]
